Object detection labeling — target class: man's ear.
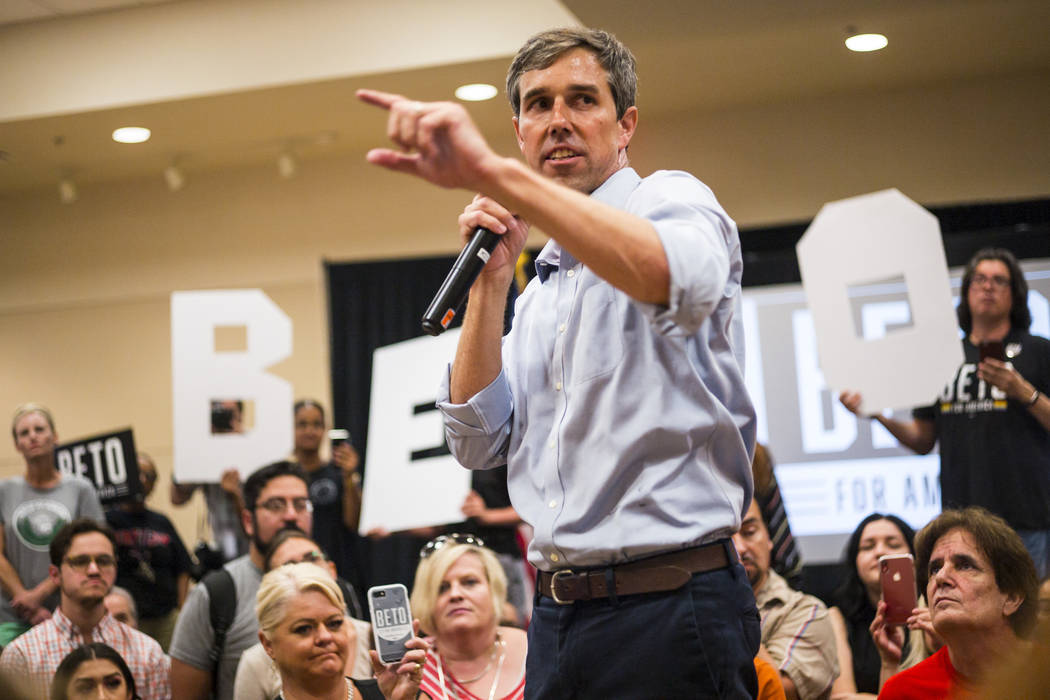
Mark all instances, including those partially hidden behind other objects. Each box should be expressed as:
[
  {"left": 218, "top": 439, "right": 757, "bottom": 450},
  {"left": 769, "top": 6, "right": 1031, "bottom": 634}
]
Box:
[
  {"left": 242, "top": 508, "right": 254, "bottom": 538},
  {"left": 512, "top": 116, "right": 527, "bottom": 152},
  {"left": 617, "top": 106, "right": 638, "bottom": 151},
  {"left": 49, "top": 564, "right": 61, "bottom": 587}
]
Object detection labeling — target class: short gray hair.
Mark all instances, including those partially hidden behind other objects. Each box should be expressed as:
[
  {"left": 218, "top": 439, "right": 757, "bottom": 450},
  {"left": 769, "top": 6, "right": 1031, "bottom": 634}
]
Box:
[
  {"left": 506, "top": 27, "right": 637, "bottom": 119},
  {"left": 106, "top": 586, "right": 138, "bottom": 626}
]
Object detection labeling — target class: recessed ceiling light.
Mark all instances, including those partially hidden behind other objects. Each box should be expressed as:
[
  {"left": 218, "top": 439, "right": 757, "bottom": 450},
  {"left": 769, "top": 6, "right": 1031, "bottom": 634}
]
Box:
[
  {"left": 112, "top": 126, "right": 151, "bottom": 143},
  {"left": 845, "top": 33, "right": 888, "bottom": 52},
  {"left": 455, "top": 83, "right": 498, "bottom": 102}
]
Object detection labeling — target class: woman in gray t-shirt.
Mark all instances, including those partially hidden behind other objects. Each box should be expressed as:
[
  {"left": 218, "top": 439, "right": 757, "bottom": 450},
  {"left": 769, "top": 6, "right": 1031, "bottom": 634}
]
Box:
[{"left": 0, "top": 403, "right": 104, "bottom": 645}]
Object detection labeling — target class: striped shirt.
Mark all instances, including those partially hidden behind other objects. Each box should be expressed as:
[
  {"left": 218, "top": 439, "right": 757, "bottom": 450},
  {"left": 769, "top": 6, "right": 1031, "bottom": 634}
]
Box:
[
  {"left": 419, "top": 648, "right": 525, "bottom": 700},
  {"left": 0, "top": 608, "right": 170, "bottom": 700},
  {"left": 756, "top": 569, "right": 838, "bottom": 700}
]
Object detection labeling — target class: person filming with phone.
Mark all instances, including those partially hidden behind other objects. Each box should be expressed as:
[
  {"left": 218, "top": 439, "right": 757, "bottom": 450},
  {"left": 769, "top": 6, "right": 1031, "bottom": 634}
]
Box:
[
  {"left": 840, "top": 248, "right": 1050, "bottom": 576},
  {"left": 255, "top": 563, "right": 427, "bottom": 700},
  {"left": 878, "top": 507, "right": 1039, "bottom": 699},
  {"left": 827, "top": 513, "right": 937, "bottom": 699},
  {"left": 410, "top": 535, "right": 527, "bottom": 700}
]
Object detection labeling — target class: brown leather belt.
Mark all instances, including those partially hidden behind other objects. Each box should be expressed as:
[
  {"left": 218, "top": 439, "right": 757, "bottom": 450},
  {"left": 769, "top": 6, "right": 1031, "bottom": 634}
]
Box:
[{"left": 537, "top": 541, "right": 735, "bottom": 604}]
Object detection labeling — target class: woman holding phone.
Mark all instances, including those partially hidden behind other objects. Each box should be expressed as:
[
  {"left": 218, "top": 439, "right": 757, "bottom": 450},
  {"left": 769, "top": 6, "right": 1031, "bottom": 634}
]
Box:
[
  {"left": 828, "top": 513, "right": 936, "bottom": 698},
  {"left": 256, "top": 563, "right": 427, "bottom": 700},
  {"left": 411, "top": 535, "right": 527, "bottom": 700}
]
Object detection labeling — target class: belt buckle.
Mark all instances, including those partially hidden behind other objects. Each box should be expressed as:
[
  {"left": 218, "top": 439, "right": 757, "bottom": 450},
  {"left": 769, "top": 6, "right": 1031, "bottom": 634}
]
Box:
[{"left": 550, "top": 569, "right": 576, "bottom": 605}]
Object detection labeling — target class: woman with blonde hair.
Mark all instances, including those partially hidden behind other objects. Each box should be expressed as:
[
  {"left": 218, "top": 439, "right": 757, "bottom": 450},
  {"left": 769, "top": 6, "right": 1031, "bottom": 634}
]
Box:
[
  {"left": 257, "top": 563, "right": 427, "bottom": 700},
  {"left": 411, "top": 535, "right": 527, "bottom": 700},
  {"left": 0, "top": 403, "right": 103, "bottom": 646}
]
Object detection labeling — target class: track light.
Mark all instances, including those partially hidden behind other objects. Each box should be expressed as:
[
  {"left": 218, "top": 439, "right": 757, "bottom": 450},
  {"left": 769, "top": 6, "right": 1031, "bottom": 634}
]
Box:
[
  {"left": 277, "top": 151, "right": 297, "bottom": 179},
  {"left": 164, "top": 163, "right": 185, "bottom": 192},
  {"left": 58, "top": 178, "right": 78, "bottom": 204}
]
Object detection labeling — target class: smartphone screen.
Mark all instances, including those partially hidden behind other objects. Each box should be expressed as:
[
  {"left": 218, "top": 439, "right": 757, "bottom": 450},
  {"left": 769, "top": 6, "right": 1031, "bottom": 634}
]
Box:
[
  {"left": 368, "top": 584, "right": 413, "bottom": 664},
  {"left": 978, "top": 341, "right": 1006, "bottom": 362},
  {"left": 880, "top": 553, "right": 917, "bottom": 625},
  {"left": 328, "top": 428, "right": 351, "bottom": 449}
]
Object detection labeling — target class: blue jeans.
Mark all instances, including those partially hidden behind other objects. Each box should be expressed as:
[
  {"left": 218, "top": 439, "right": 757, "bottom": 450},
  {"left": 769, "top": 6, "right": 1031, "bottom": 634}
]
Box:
[
  {"left": 1017, "top": 529, "right": 1050, "bottom": 579},
  {"left": 525, "top": 554, "right": 761, "bottom": 699}
]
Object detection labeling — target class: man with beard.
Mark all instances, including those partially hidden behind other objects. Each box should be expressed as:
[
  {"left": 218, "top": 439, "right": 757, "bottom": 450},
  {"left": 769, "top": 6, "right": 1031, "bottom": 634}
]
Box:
[
  {"left": 733, "top": 498, "right": 838, "bottom": 700},
  {"left": 170, "top": 461, "right": 312, "bottom": 700},
  {"left": 0, "top": 519, "right": 169, "bottom": 699}
]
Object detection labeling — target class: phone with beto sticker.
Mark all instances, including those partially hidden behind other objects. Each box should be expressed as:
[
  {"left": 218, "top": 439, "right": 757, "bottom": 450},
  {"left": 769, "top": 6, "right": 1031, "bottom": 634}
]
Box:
[
  {"left": 880, "top": 553, "right": 917, "bottom": 626},
  {"left": 367, "top": 583, "right": 413, "bottom": 664}
]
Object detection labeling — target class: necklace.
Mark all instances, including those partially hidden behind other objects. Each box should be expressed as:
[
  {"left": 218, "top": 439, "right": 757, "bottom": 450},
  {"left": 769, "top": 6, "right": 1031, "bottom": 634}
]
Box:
[
  {"left": 456, "top": 636, "right": 500, "bottom": 684},
  {"left": 436, "top": 634, "right": 506, "bottom": 700}
]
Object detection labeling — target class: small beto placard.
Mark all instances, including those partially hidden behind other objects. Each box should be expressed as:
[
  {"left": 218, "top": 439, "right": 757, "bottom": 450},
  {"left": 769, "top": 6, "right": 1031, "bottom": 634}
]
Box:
[{"left": 54, "top": 428, "right": 140, "bottom": 505}]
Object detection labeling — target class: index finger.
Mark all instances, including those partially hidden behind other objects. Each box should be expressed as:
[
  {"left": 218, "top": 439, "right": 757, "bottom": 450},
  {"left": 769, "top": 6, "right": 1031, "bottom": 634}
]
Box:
[{"left": 357, "top": 89, "right": 409, "bottom": 110}]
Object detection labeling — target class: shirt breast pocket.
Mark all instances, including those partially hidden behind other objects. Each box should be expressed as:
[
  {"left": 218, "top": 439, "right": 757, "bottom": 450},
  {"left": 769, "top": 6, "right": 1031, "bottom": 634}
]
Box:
[{"left": 571, "top": 284, "right": 624, "bottom": 385}]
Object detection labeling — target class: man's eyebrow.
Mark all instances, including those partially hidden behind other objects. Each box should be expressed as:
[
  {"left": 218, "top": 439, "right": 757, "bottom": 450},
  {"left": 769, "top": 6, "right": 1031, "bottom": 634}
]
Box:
[{"left": 521, "top": 83, "right": 601, "bottom": 104}]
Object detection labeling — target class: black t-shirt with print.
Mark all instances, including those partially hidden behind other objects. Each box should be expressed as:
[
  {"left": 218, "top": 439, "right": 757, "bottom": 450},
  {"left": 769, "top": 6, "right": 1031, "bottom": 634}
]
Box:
[{"left": 913, "top": 330, "right": 1050, "bottom": 529}]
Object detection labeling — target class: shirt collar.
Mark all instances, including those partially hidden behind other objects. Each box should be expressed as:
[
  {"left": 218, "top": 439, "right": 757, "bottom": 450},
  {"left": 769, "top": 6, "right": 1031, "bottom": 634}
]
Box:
[
  {"left": 533, "top": 167, "right": 640, "bottom": 283},
  {"left": 52, "top": 607, "right": 117, "bottom": 643}
]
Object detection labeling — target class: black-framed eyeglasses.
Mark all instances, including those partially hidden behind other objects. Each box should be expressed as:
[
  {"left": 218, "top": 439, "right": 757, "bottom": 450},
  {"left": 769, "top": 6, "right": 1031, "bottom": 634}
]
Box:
[
  {"left": 972, "top": 273, "right": 1010, "bottom": 289},
  {"left": 419, "top": 533, "right": 485, "bottom": 560},
  {"left": 282, "top": 550, "right": 329, "bottom": 566},
  {"left": 65, "top": 554, "right": 117, "bottom": 572},
  {"left": 256, "top": 497, "right": 313, "bottom": 515}
]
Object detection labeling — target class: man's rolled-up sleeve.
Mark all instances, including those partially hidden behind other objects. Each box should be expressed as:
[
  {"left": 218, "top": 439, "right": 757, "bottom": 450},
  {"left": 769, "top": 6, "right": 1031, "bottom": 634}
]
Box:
[
  {"left": 436, "top": 365, "right": 513, "bottom": 470},
  {"left": 631, "top": 172, "right": 735, "bottom": 336}
]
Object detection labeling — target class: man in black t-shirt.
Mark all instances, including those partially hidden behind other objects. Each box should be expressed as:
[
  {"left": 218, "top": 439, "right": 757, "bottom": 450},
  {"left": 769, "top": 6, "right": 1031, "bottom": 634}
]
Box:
[
  {"left": 105, "top": 453, "right": 194, "bottom": 651},
  {"left": 841, "top": 248, "right": 1050, "bottom": 576}
]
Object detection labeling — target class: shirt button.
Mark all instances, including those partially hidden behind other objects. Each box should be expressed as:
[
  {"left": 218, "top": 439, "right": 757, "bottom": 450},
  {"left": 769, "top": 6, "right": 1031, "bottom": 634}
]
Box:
[
  {"left": 548, "top": 439, "right": 555, "bottom": 449},
  {"left": 554, "top": 381, "right": 562, "bottom": 391},
  {"left": 558, "top": 323, "right": 566, "bottom": 333},
  {"left": 548, "top": 500, "right": 557, "bottom": 508},
  {"left": 550, "top": 553, "right": 560, "bottom": 562},
  {"left": 566, "top": 269, "right": 576, "bottom": 278}
]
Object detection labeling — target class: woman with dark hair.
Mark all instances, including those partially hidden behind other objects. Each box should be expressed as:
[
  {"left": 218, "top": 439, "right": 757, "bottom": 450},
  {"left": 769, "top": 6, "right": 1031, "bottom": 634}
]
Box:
[
  {"left": 292, "top": 400, "right": 365, "bottom": 595},
  {"left": 828, "top": 513, "right": 933, "bottom": 698},
  {"left": 50, "top": 642, "right": 139, "bottom": 700}
]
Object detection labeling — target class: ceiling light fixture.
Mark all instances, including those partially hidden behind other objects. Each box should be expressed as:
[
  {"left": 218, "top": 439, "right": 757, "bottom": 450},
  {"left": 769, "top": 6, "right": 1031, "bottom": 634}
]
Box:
[
  {"left": 455, "top": 83, "right": 498, "bottom": 102},
  {"left": 845, "top": 32, "right": 888, "bottom": 52},
  {"left": 58, "top": 178, "right": 78, "bottom": 204},
  {"left": 112, "top": 126, "right": 152, "bottom": 143},
  {"left": 277, "top": 151, "right": 297, "bottom": 179}
]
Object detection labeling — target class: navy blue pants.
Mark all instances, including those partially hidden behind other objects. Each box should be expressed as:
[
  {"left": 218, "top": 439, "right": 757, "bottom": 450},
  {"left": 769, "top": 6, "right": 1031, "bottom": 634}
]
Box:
[{"left": 525, "top": 555, "right": 761, "bottom": 699}]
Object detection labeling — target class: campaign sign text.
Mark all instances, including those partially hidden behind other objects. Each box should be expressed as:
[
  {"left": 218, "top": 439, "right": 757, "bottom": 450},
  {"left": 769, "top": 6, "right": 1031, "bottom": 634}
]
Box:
[{"left": 55, "top": 428, "right": 140, "bottom": 505}]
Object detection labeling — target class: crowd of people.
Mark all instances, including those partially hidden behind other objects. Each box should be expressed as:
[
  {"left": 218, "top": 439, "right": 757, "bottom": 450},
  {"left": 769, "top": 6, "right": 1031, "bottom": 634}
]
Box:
[{"left": 2, "top": 24, "right": 1048, "bottom": 700}]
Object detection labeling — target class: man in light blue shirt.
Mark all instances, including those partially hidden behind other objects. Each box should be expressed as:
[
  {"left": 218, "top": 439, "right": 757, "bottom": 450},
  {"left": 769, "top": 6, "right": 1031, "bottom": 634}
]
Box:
[{"left": 360, "top": 26, "right": 759, "bottom": 699}]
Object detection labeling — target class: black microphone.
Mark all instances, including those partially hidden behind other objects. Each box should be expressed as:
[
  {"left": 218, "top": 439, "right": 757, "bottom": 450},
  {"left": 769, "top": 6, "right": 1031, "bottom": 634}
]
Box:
[{"left": 421, "top": 227, "right": 501, "bottom": 336}]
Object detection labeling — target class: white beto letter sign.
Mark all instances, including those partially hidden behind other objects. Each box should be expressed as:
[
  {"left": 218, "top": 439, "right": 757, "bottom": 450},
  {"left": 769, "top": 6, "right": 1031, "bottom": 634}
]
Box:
[
  {"left": 796, "top": 189, "right": 963, "bottom": 412},
  {"left": 359, "top": 330, "right": 471, "bottom": 533},
  {"left": 171, "top": 290, "right": 293, "bottom": 482}
]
